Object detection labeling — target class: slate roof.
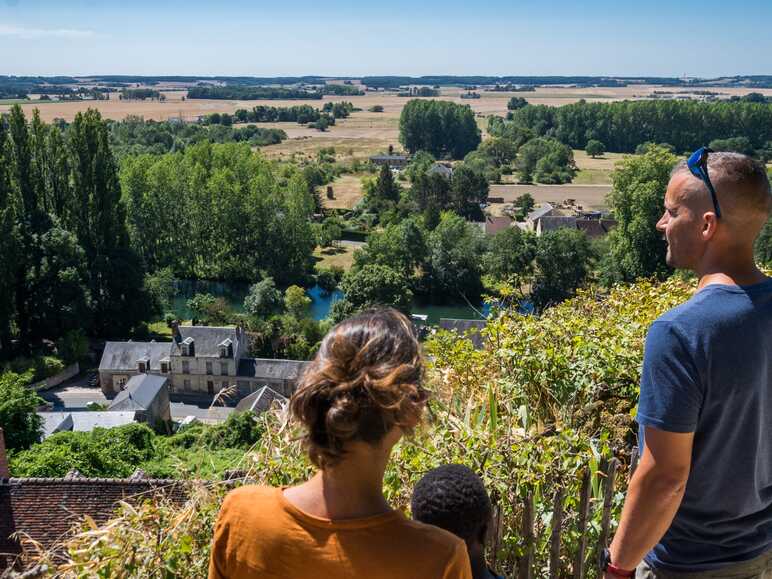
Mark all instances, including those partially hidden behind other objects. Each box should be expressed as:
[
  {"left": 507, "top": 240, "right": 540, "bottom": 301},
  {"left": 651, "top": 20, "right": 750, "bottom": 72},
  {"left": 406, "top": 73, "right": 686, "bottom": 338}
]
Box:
[
  {"left": 438, "top": 319, "right": 488, "bottom": 349},
  {"left": 537, "top": 215, "right": 578, "bottom": 233},
  {"left": 172, "top": 326, "right": 239, "bottom": 358},
  {"left": 235, "top": 386, "right": 287, "bottom": 414},
  {"left": 237, "top": 358, "right": 308, "bottom": 382},
  {"left": 0, "top": 477, "right": 189, "bottom": 567},
  {"left": 526, "top": 202, "right": 554, "bottom": 222},
  {"left": 99, "top": 341, "right": 172, "bottom": 372},
  {"left": 37, "top": 412, "right": 138, "bottom": 438},
  {"left": 109, "top": 374, "right": 168, "bottom": 412}
]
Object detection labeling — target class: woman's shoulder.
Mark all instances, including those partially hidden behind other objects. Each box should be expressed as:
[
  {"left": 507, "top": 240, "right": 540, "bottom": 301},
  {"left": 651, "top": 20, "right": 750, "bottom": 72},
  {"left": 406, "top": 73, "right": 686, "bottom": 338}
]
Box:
[{"left": 219, "top": 485, "right": 283, "bottom": 524}]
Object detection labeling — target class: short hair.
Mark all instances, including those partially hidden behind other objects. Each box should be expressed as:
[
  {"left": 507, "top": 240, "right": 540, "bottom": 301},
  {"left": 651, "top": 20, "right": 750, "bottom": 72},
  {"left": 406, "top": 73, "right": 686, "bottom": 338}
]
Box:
[
  {"left": 672, "top": 152, "right": 772, "bottom": 216},
  {"left": 290, "top": 308, "right": 427, "bottom": 468},
  {"left": 411, "top": 464, "right": 492, "bottom": 544}
]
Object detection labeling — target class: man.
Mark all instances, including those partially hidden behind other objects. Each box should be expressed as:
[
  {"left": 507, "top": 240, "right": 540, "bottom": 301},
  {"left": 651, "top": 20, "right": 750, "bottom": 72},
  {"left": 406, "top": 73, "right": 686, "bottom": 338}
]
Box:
[
  {"left": 412, "top": 464, "right": 505, "bottom": 579},
  {"left": 603, "top": 151, "right": 772, "bottom": 578}
]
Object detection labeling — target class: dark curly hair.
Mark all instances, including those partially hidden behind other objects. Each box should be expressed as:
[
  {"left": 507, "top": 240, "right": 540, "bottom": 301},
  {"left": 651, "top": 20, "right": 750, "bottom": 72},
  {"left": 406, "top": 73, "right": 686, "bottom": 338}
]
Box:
[
  {"left": 411, "top": 464, "right": 492, "bottom": 544},
  {"left": 290, "top": 308, "right": 427, "bottom": 468}
]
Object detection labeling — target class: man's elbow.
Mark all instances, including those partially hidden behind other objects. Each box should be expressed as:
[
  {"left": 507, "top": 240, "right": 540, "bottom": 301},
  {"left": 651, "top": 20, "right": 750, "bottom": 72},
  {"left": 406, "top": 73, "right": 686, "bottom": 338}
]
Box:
[{"left": 637, "top": 467, "right": 689, "bottom": 498}]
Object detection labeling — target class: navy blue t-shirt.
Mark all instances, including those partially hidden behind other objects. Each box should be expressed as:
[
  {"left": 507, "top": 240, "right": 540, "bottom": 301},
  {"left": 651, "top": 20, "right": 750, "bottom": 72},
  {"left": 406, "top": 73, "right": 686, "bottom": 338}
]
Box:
[{"left": 637, "top": 278, "right": 772, "bottom": 571}]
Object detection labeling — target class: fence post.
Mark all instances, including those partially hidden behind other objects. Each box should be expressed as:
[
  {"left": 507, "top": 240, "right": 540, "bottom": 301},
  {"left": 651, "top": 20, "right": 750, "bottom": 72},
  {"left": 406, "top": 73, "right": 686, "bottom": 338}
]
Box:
[
  {"left": 518, "top": 492, "right": 534, "bottom": 579},
  {"left": 489, "top": 499, "right": 503, "bottom": 571},
  {"left": 572, "top": 470, "right": 592, "bottom": 579},
  {"left": 598, "top": 458, "right": 620, "bottom": 555},
  {"left": 549, "top": 488, "right": 564, "bottom": 579}
]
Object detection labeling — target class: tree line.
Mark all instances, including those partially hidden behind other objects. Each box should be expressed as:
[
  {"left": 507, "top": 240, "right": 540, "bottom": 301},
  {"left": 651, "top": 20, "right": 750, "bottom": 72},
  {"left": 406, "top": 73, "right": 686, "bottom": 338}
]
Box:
[
  {"left": 0, "top": 107, "right": 154, "bottom": 356},
  {"left": 501, "top": 99, "right": 772, "bottom": 153},
  {"left": 186, "top": 86, "right": 323, "bottom": 100},
  {"left": 120, "top": 141, "right": 317, "bottom": 284},
  {"left": 108, "top": 116, "right": 286, "bottom": 157},
  {"left": 399, "top": 99, "right": 481, "bottom": 159}
]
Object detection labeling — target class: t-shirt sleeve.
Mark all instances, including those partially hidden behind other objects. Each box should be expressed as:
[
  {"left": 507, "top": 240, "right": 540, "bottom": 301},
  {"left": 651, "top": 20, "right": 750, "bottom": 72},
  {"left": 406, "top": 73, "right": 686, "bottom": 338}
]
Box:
[
  {"left": 442, "top": 539, "right": 473, "bottom": 579},
  {"left": 637, "top": 321, "right": 703, "bottom": 433}
]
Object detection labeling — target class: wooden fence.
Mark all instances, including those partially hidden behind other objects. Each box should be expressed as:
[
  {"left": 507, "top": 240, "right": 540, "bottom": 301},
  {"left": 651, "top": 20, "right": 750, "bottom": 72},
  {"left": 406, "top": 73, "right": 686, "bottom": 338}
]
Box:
[{"left": 490, "top": 447, "right": 640, "bottom": 578}]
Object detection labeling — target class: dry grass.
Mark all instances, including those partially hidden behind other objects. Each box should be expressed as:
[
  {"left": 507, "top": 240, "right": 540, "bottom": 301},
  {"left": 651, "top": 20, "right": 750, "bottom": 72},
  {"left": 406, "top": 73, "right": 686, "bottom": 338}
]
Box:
[
  {"left": 320, "top": 174, "right": 367, "bottom": 209},
  {"left": 572, "top": 149, "right": 629, "bottom": 185},
  {"left": 313, "top": 243, "right": 357, "bottom": 271}
]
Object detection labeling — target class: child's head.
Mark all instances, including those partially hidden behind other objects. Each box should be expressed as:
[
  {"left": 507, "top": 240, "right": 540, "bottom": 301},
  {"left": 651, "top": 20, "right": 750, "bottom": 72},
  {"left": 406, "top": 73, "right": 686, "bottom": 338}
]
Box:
[
  {"left": 411, "top": 464, "right": 492, "bottom": 549},
  {"left": 290, "top": 308, "right": 427, "bottom": 468}
]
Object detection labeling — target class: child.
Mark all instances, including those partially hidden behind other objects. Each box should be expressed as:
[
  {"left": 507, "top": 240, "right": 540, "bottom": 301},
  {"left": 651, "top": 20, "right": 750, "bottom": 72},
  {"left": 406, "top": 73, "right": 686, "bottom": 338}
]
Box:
[{"left": 412, "top": 464, "right": 506, "bottom": 579}]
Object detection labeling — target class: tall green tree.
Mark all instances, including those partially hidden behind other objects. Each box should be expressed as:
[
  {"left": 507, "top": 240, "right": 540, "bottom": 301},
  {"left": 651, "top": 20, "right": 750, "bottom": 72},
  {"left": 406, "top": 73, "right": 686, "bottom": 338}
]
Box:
[
  {"left": 0, "top": 116, "right": 19, "bottom": 356},
  {"left": 424, "top": 212, "right": 486, "bottom": 299},
  {"left": 484, "top": 227, "right": 537, "bottom": 282},
  {"left": 333, "top": 264, "right": 412, "bottom": 320},
  {"left": 450, "top": 164, "right": 489, "bottom": 220},
  {"left": 532, "top": 229, "right": 593, "bottom": 310},
  {"left": 601, "top": 146, "right": 678, "bottom": 284},
  {"left": 68, "top": 109, "right": 151, "bottom": 334},
  {"left": 399, "top": 100, "right": 481, "bottom": 158}
]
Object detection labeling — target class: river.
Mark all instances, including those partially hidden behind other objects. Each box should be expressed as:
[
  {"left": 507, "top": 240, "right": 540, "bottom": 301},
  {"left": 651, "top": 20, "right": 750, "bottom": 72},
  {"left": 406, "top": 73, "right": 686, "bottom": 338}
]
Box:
[{"left": 170, "top": 279, "right": 490, "bottom": 325}]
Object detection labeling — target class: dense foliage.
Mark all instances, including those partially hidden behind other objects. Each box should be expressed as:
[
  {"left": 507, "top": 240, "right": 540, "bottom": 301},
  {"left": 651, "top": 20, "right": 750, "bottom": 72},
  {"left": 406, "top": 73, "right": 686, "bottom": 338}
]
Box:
[
  {"left": 500, "top": 99, "right": 772, "bottom": 153},
  {"left": 0, "top": 107, "right": 153, "bottom": 355},
  {"left": 186, "top": 86, "right": 322, "bottom": 100},
  {"left": 11, "top": 412, "right": 266, "bottom": 479},
  {"left": 108, "top": 116, "right": 286, "bottom": 157},
  {"left": 120, "top": 141, "right": 317, "bottom": 283},
  {"left": 0, "top": 371, "right": 42, "bottom": 451},
  {"left": 399, "top": 100, "right": 481, "bottom": 158}
]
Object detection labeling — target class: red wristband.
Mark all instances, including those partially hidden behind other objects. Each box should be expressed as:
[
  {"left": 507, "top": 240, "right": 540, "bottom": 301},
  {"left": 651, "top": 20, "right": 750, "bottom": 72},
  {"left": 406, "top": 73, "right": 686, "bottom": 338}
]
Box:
[{"left": 606, "top": 562, "right": 635, "bottom": 577}]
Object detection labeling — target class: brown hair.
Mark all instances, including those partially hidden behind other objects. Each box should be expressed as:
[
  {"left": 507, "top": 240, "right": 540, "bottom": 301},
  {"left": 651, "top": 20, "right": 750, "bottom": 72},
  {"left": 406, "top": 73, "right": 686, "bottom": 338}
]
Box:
[{"left": 290, "top": 308, "right": 427, "bottom": 468}]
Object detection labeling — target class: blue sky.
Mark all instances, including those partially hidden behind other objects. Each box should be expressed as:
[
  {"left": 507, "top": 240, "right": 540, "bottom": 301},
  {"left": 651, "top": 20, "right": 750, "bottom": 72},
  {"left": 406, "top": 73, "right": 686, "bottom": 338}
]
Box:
[{"left": 2, "top": 0, "right": 771, "bottom": 77}]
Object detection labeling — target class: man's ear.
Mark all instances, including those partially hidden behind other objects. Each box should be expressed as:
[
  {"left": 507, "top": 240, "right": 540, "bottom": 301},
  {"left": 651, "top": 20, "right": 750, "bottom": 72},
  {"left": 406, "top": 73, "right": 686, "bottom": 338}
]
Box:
[{"left": 702, "top": 212, "right": 719, "bottom": 241}]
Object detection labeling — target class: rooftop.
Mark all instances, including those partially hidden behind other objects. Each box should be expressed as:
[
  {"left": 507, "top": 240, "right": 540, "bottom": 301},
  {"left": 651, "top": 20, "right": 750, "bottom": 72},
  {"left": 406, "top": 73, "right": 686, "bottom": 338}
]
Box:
[
  {"left": 173, "top": 326, "right": 240, "bottom": 358},
  {"left": 237, "top": 358, "right": 308, "bottom": 381},
  {"left": 38, "top": 411, "right": 138, "bottom": 438},
  {"left": 108, "top": 374, "right": 168, "bottom": 412},
  {"left": 99, "top": 341, "right": 172, "bottom": 372},
  {"left": 235, "top": 386, "right": 287, "bottom": 414}
]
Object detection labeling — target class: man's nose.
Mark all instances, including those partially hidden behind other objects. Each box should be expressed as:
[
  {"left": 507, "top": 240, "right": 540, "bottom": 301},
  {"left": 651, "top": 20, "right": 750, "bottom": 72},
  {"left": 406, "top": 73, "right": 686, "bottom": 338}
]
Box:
[{"left": 656, "top": 213, "right": 668, "bottom": 232}]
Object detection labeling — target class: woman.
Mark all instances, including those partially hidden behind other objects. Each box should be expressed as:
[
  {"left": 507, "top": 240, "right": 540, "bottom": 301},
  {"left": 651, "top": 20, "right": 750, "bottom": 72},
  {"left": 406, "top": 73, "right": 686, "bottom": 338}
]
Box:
[{"left": 209, "top": 308, "right": 472, "bottom": 579}]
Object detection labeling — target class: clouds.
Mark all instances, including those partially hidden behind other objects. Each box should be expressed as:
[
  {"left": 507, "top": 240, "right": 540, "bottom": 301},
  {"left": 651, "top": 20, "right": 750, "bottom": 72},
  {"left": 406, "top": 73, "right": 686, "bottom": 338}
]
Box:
[{"left": 0, "top": 24, "right": 96, "bottom": 39}]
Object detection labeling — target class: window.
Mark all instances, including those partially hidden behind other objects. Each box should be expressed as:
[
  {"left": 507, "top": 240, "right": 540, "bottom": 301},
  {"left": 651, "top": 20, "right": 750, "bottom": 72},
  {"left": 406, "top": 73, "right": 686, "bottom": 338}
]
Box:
[
  {"left": 161, "top": 362, "right": 169, "bottom": 374},
  {"left": 182, "top": 361, "right": 190, "bottom": 374},
  {"left": 220, "top": 362, "right": 228, "bottom": 376},
  {"left": 137, "top": 361, "right": 146, "bottom": 373},
  {"left": 219, "top": 346, "right": 227, "bottom": 358},
  {"left": 116, "top": 376, "right": 128, "bottom": 389},
  {"left": 206, "top": 361, "right": 213, "bottom": 375},
  {"left": 184, "top": 378, "right": 191, "bottom": 390},
  {"left": 207, "top": 380, "right": 214, "bottom": 395}
]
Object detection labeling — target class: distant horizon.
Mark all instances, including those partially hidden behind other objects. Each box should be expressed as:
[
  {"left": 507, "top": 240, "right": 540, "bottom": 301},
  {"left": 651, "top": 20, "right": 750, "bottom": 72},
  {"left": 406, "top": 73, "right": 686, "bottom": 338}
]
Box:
[{"left": 2, "top": 0, "right": 771, "bottom": 78}]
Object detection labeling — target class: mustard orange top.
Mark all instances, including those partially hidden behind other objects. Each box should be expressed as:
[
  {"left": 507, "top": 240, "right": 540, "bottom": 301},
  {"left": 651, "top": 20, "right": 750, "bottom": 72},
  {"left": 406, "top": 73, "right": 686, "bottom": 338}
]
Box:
[{"left": 208, "top": 485, "right": 472, "bottom": 579}]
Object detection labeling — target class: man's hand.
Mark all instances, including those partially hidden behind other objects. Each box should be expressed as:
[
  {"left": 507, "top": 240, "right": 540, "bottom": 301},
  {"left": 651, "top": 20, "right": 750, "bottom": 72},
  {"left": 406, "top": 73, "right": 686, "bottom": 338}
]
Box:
[{"left": 608, "top": 426, "right": 694, "bottom": 570}]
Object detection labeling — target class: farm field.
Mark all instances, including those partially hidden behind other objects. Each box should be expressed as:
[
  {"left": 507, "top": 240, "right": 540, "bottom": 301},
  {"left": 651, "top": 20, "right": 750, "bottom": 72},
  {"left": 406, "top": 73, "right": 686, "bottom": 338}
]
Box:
[{"left": 320, "top": 174, "right": 368, "bottom": 210}]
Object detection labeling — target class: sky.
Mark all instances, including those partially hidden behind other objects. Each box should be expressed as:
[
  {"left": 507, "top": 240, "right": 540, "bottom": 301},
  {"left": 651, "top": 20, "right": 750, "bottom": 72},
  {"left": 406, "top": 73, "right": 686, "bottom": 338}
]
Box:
[{"left": 1, "top": 0, "right": 771, "bottom": 78}]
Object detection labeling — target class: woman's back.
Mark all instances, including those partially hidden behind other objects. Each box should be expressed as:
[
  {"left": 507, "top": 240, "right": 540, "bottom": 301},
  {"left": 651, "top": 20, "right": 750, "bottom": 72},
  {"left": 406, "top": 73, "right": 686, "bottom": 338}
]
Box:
[{"left": 209, "top": 485, "right": 471, "bottom": 579}]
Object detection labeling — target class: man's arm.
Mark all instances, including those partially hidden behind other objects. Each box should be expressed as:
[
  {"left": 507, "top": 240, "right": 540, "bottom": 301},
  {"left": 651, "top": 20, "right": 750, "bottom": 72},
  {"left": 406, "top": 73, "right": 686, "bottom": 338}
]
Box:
[{"left": 605, "top": 426, "right": 694, "bottom": 574}]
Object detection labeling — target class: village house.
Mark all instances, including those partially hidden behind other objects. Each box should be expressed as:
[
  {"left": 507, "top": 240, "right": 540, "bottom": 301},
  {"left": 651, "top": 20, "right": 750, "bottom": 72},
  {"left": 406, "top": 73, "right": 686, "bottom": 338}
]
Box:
[
  {"left": 369, "top": 153, "right": 410, "bottom": 169},
  {"left": 98, "top": 323, "right": 308, "bottom": 401}
]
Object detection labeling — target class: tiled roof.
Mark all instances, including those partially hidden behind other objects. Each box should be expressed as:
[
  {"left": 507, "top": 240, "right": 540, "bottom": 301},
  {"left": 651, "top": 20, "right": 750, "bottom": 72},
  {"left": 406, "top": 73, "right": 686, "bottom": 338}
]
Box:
[
  {"left": 526, "top": 202, "right": 554, "bottom": 222},
  {"left": 0, "top": 477, "right": 189, "bottom": 568},
  {"left": 172, "top": 326, "right": 239, "bottom": 358},
  {"left": 237, "top": 358, "right": 308, "bottom": 381},
  {"left": 538, "top": 215, "right": 577, "bottom": 233},
  {"left": 99, "top": 341, "right": 172, "bottom": 372},
  {"left": 109, "top": 374, "right": 168, "bottom": 412},
  {"left": 485, "top": 215, "right": 513, "bottom": 235},
  {"left": 235, "top": 386, "right": 287, "bottom": 414}
]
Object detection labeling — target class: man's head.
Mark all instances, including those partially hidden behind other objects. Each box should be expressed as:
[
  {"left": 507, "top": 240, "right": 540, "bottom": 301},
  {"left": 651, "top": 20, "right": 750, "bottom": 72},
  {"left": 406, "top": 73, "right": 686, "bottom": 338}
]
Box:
[
  {"left": 659, "top": 151, "right": 771, "bottom": 271},
  {"left": 411, "top": 464, "right": 492, "bottom": 550}
]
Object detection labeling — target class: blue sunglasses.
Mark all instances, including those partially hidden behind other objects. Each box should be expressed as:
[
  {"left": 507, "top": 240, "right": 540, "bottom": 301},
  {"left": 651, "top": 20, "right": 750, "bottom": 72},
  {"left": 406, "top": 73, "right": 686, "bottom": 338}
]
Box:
[{"left": 686, "top": 147, "right": 722, "bottom": 219}]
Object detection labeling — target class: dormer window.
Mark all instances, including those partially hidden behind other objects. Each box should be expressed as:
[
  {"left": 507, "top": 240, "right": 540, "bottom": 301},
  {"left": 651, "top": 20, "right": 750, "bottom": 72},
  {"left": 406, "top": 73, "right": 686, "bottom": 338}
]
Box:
[
  {"left": 160, "top": 360, "right": 169, "bottom": 374},
  {"left": 182, "top": 337, "right": 195, "bottom": 357},
  {"left": 137, "top": 357, "right": 149, "bottom": 373},
  {"left": 218, "top": 338, "right": 233, "bottom": 358}
]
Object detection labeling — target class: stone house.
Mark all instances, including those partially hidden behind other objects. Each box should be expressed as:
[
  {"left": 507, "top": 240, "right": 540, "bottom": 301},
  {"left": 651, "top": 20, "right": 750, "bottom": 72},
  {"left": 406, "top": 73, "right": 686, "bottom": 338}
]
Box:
[
  {"left": 98, "top": 323, "right": 308, "bottom": 401},
  {"left": 108, "top": 374, "right": 171, "bottom": 428}
]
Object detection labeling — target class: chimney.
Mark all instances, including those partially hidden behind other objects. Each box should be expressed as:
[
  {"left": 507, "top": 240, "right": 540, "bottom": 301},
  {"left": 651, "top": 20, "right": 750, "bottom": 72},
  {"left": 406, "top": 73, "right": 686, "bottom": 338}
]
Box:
[
  {"left": 170, "top": 320, "right": 181, "bottom": 341},
  {"left": 0, "top": 428, "right": 10, "bottom": 479}
]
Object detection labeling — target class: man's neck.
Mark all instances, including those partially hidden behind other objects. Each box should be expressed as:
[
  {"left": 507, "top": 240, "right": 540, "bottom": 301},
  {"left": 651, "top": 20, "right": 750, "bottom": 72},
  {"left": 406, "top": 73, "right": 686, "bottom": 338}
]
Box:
[{"left": 695, "top": 252, "right": 767, "bottom": 290}]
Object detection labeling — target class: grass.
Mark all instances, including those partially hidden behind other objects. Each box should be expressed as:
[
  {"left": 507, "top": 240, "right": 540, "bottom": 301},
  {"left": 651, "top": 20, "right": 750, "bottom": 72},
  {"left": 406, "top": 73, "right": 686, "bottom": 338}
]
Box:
[
  {"left": 321, "top": 174, "right": 367, "bottom": 209},
  {"left": 313, "top": 243, "right": 357, "bottom": 271}
]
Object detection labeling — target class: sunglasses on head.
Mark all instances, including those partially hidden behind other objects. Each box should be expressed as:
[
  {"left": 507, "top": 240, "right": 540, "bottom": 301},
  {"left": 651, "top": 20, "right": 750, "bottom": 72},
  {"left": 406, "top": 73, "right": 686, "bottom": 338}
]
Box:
[{"left": 686, "top": 147, "right": 722, "bottom": 219}]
